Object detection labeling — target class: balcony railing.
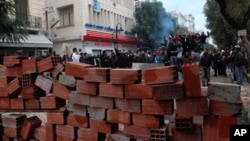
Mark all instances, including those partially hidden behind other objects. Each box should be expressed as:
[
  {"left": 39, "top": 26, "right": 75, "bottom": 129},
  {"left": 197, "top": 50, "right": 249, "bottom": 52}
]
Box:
[{"left": 16, "top": 14, "right": 43, "bottom": 29}]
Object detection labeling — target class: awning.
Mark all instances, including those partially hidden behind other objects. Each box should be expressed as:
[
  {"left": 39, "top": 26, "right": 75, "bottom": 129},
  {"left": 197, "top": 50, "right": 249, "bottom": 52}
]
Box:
[
  {"left": 83, "top": 29, "right": 141, "bottom": 44},
  {"left": 0, "top": 33, "right": 53, "bottom": 48}
]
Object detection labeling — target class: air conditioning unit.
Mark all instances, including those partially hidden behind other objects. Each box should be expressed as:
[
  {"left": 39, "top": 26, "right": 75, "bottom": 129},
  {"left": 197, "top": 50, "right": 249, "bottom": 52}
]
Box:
[{"left": 47, "top": 6, "right": 56, "bottom": 13}]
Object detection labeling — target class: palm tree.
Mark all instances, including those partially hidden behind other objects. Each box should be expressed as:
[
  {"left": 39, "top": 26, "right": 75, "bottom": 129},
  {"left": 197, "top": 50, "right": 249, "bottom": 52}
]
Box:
[{"left": 0, "top": 0, "right": 28, "bottom": 43}]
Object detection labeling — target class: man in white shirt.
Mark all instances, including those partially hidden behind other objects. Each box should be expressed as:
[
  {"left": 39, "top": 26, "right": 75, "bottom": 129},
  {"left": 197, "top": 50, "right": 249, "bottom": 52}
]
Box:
[{"left": 72, "top": 48, "right": 80, "bottom": 62}]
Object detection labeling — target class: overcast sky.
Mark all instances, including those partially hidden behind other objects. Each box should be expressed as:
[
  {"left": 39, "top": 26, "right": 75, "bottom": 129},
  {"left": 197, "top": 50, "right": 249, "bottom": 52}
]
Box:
[{"left": 158, "top": 0, "right": 208, "bottom": 32}]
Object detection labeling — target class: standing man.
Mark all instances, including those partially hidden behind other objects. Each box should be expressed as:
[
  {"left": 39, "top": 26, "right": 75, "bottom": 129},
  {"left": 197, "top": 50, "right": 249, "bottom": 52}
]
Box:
[
  {"left": 200, "top": 48, "right": 212, "bottom": 87},
  {"left": 199, "top": 31, "right": 209, "bottom": 51},
  {"left": 114, "top": 43, "right": 130, "bottom": 68},
  {"left": 72, "top": 48, "right": 80, "bottom": 62},
  {"left": 234, "top": 45, "right": 245, "bottom": 85}
]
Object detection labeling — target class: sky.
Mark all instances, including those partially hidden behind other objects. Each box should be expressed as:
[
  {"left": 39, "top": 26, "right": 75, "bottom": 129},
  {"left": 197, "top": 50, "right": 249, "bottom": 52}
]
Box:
[{"left": 158, "top": 0, "right": 208, "bottom": 32}]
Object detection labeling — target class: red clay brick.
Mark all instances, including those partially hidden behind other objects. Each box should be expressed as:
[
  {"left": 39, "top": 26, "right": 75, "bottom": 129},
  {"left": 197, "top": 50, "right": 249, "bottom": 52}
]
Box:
[
  {"left": 110, "top": 68, "right": 142, "bottom": 84},
  {"left": 51, "top": 63, "right": 64, "bottom": 79},
  {"left": 144, "top": 65, "right": 178, "bottom": 84},
  {"left": 172, "top": 124, "right": 202, "bottom": 141},
  {"left": 3, "top": 56, "right": 20, "bottom": 67},
  {"left": 132, "top": 113, "right": 164, "bottom": 129},
  {"left": 123, "top": 125, "right": 151, "bottom": 140},
  {"left": 56, "top": 125, "right": 76, "bottom": 139},
  {"left": 2, "top": 114, "right": 26, "bottom": 128},
  {"left": 0, "top": 97, "right": 10, "bottom": 110},
  {"left": 203, "top": 115, "right": 238, "bottom": 141},
  {"left": 56, "top": 134, "right": 74, "bottom": 141},
  {"left": 203, "top": 115, "right": 219, "bottom": 141},
  {"left": 87, "top": 107, "right": 106, "bottom": 120},
  {"left": 218, "top": 116, "right": 237, "bottom": 141},
  {"left": 10, "top": 97, "right": 24, "bottom": 110},
  {"left": 66, "top": 114, "right": 88, "bottom": 128},
  {"left": 68, "top": 91, "right": 89, "bottom": 106},
  {"left": 65, "top": 62, "right": 94, "bottom": 78},
  {"left": 18, "top": 74, "right": 33, "bottom": 88},
  {"left": 209, "top": 99, "right": 242, "bottom": 116},
  {"left": 107, "top": 109, "right": 131, "bottom": 125},
  {"left": 77, "top": 128, "right": 99, "bottom": 141},
  {"left": 142, "top": 100, "right": 173, "bottom": 115},
  {"left": 45, "top": 123, "right": 56, "bottom": 141},
  {"left": 47, "top": 112, "right": 67, "bottom": 125},
  {"left": 21, "top": 116, "right": 42, "bottom": 141},
  {"left": 0, "top": 64, "right": 7, "bottom": 77},
  {"left": 0, "top": 77, "right": 8, "bottom": 97},
  {"left": 83, "top": 67, "right": 110, "bottom": 82},
  {"left": 89, "top": 95, "right": 114, "bottom": 109},
  {"left": 99, "top": 83, "right": 124, "bottom": 98},
  {"left": 4, "top": 127, "right": 21, "bottom": 138},
  {"left": 35, "top": 75, "right": 53, "bottom": 94},
  {"left": 182, "top": 63, "right": 202, "bottom": 97},
  {"left": 6, "top": 65, "right": 22, "bottom": 77},
  {"left": 67, "top": 104, "right": 87, "bottom": 117},
  {"left": 40, "top": 95, "right": 66, "bottom": 109},
  {"left": 7, "top": 77, "right": 20, "bottom": 95},
  {"left": 176, "top": 97, "right": 208, "bottom": 117},
  {"left": 20, "top": 87, "right": 35, "bottom": 99},
  {"left": 33, "top": 126, "right": 46, "bottom": 141},
  {"left": 53, "top": 81, "right": 71, "bottom": 100},
  {"left": 51, "top": 56, "right": 62, "bottom": 66},
  {"left": 24, "top": 99, "right": 40, "bottom": 109},
  {"left": 115, "top": 98, "right": 141, "bottom": 113},
  {"left": 22, "top": 58, "right": 37, "bottom": 74},
  {"left": 76, "top": 80, "right": 98, "bottom": 95},
  {"left": 152, "top": 80, "right": 185, "bottom": 100},
  {"left": 125, "top": 82, "right": 153, "bottom": 99},
  {"left": 37, "top": 57, "right": 54, "bottom": 73},
  {"left": 90, "top": 118, "right": 118, "bottom": 134}
]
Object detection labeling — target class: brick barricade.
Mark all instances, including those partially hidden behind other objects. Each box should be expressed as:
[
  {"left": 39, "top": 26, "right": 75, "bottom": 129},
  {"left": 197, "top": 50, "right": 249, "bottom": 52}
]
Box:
[{"left": 0, "top": 61, "right": 244, "bottom": 141}]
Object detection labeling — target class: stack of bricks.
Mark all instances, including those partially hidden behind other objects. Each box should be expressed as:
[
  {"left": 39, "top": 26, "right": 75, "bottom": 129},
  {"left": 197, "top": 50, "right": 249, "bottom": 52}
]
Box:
[
  {"left": 0, "top": 58, "right": 243, "bottom": 140},
  {"left": 0, "top": 56, "right": 67, "bottom": 111}
]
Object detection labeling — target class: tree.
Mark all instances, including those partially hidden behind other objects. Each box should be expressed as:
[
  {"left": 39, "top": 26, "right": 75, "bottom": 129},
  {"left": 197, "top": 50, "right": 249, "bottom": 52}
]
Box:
[
  {"left": 204, "top": 0, "right": 237, "bottom": 49},
  {"left": 0, "top": 0, "right": 28, "bottom": 43},
  {"left": 132, "top": 1, "right": 176, "bottom": 49},
  {"left": 212, "top": 0, "right": 250, "bottom": 53}
]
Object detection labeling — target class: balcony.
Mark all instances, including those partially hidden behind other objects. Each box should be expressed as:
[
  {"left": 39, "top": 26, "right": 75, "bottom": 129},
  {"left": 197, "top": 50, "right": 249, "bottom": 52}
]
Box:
[{"left": 16, "top": 14, "right": 43, "bottom": 29}]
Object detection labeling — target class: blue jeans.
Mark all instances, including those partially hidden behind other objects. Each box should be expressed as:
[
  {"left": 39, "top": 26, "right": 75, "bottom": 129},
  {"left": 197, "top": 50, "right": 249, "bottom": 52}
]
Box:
[
  {"left": 235, "top": 65, "right": 243, "bottom": 85},
  {"left": 170, "top": 56, "right": 177, "bottom": 66},
  {"left": 201, "top": 66, "right": 210, "bottom": 86}
]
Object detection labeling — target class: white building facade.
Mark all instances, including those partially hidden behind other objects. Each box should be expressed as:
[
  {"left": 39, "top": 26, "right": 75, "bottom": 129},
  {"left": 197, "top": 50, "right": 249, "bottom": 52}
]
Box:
[
  {"left": 0, "top": 0, "right": 53, "bottom": 57},
  {"left": 46, "top": 0, "right": 140, "bottom": 56}
]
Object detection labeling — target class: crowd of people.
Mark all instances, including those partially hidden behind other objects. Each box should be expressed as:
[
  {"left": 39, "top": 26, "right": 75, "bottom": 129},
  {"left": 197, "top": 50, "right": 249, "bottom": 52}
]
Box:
[{"left": 67, "top": 31, "right": 249, "bottom": 86}]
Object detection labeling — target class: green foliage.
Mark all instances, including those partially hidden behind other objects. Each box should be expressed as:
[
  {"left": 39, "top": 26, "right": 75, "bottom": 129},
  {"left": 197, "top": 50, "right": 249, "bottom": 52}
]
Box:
[
  {"left": 132, "top": 1, "right": 176, "bottom": 49},
  {"left": 204, "top": 0, "right": 237, "bottom": 50},
  {"left": 0, "top": 0, "right": 28, "bottom": 43},
  {"left": 204, "top": 0, "right": 250, "bottom": 50}
]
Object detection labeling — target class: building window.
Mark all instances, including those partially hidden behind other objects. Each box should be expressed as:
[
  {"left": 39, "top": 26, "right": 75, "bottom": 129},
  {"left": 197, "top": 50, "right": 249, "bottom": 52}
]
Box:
[{"left": 59, "top": 5, "right": 74, "bottom": 26}]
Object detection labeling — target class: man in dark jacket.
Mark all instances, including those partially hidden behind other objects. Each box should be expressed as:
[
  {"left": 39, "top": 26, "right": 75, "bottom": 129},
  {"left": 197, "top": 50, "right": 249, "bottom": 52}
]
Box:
[
  {"left": 234, "top": 45, "right": 245, "bottom": 85},
  {"left": 114, "top": 43, "right": 130, "bottom": 68},
  {"left": 200, "top": 48, "right": 212, "bottom": 87}
]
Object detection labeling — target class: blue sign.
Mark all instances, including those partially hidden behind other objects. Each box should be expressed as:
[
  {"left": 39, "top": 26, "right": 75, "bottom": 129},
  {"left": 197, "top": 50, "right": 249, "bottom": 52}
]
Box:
[{"left": 93, "top": 0, "right": 101, "bottom": 13}]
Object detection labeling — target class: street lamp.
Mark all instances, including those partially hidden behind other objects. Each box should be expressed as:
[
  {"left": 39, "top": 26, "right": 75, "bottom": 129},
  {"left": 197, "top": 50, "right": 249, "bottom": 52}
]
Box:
[{"left": 115, "top": 23, "right": 123, "bottom": 44}]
